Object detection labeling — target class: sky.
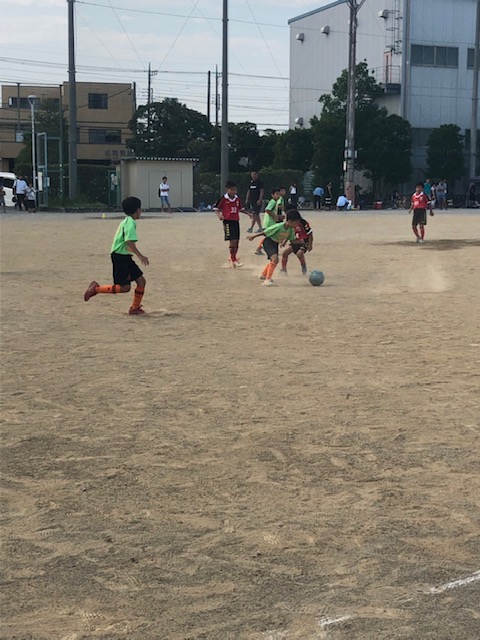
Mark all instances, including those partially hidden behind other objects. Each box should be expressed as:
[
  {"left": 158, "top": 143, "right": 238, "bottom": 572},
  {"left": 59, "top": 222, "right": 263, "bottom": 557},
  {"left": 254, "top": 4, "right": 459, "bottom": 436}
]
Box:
[{"left": 0, "top": 0, "right": 333, "bottom": 132}]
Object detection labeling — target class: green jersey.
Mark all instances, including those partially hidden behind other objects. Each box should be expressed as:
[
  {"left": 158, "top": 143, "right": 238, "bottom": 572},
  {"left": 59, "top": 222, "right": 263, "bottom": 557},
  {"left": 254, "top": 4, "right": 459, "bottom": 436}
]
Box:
[
  {"left": 111, "top": 216, "right": 138, "bottom": 255},
  {"left": 264, "top": 221, "right": 295, "bottom": 244},
  {"left": 263, "top": 197, "right": 279, "bottom": 228}
]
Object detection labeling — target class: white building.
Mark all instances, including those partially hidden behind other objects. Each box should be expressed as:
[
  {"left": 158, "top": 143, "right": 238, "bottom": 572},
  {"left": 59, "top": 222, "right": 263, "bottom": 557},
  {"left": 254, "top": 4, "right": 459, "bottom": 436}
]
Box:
[{"left": 289, "top": 0, "right": 479, "bottom": 181}]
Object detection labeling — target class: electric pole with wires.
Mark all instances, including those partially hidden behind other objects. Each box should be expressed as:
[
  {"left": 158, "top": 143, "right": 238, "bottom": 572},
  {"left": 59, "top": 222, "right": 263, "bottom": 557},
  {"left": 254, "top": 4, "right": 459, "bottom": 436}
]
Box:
[
  {"left": 344, "top": 0, "right": 366, "bottom": 207},
  {"left": 220, "top": 0, "right": 229, "bottom": 192}
]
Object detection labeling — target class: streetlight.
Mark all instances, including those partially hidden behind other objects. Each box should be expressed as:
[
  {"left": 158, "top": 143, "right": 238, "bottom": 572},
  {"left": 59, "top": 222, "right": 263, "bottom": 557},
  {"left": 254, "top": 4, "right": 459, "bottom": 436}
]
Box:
[{"left": 27, "top": 95, "right": 37, "bottom": 190}]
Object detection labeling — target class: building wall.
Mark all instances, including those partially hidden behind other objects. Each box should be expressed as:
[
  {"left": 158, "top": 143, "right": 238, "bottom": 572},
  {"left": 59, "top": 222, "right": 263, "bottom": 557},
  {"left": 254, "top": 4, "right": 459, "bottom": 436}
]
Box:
[
  {"left": 120, "top": 160, "right": 195, "bottom": 209},
  {"left": 289, "top": 0, "right": 403, "bottom": 129},
  {"left": 0, "top": 82, "right": 135, "bottom": 172}
]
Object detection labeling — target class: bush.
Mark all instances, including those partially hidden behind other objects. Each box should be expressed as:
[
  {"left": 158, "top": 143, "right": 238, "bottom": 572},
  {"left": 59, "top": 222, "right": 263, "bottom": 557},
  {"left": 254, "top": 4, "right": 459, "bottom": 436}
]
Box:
[{"left": 77, "top": 164, "right": 111, "bottom": 205}]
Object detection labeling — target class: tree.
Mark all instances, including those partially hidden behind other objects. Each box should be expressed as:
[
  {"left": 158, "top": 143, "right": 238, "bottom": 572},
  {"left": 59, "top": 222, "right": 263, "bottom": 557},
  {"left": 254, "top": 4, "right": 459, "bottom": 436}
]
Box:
[
  {"left": 128, "top": 98, "right": 213, "bottom": 157},
  {"left": 228, "top": 122, "right": 261, "bottom": 172},
  {"left": 427, "top": 124, "right": 465, "bottom": 187},
  {"left": 357, "top": 112, "right": 412, "bottom": 195},
  {"left": 272, "top": 128, "right": 314, "bottom": 172},
  {"left": 15, "top": 98, "right": 68, "bottom": 175},
  {"left": 311, "top": 61, "right": 411, "bottom": 196},
  {"left": 253, "top": 129, "right": 278, "bottom": 170}
]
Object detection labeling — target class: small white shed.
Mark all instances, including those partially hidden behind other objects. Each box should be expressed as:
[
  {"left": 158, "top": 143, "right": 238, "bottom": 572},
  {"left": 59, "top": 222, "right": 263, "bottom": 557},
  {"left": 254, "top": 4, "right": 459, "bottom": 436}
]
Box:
[{"left": 120, "top": 157, "right": 198, "bottom": 210}]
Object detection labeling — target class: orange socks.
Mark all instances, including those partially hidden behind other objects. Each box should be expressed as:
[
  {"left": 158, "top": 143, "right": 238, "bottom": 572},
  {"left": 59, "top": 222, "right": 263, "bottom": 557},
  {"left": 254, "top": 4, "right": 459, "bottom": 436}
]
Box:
[
  {"left": 265, "top": 262, "right": 277, "bottom": 280},
  {"left": 96, "top": 284, "right": 122, "bottom": 294},
  {"left": 261, "top": 264, "right": 269, "bottom": 277},
  {"left": 132, "top": 286, "right": 145, "bottom": 310}
]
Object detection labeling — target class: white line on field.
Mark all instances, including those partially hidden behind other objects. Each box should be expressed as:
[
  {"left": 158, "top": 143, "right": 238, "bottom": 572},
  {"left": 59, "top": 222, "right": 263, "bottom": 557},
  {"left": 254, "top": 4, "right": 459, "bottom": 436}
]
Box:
[
  {"left": 319, "top": 615, "right": 353, "bottom": 629},
  {"left": 427, "top": 570, "right": 480, "bottom": 594}
]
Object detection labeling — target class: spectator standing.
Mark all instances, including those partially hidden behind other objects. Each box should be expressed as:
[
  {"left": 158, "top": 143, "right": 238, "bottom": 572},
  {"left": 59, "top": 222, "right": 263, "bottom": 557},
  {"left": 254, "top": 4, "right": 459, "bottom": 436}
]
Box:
[
  {"left": 289, "top": 182, "right": 298, "bottom": 207},
  {"left": 13, "top": 175, "right": 28, "bottom": 211},
  {"left": 423, "top": 178, "right": 432, "bottom": 200},
  {"left": 436, "top": 179, "right": 448, "bottom": 210},
  {"left": 324, "top": 182, "right": 334, "bottom": 209},
  {"left": 158, "top": 176, "right": 172, "bottom": 213},
  {"left": 313, "top": 185, "right": 324, "bottom": 210},
  {"left": 25, "top": 183, "right": 36, "bottom": 212},
  {"left": 0, "top": 186, "right": 6, "bottom": 213},
  {"left": 245, "top": 170, "right": 264, "bottom": 233}
]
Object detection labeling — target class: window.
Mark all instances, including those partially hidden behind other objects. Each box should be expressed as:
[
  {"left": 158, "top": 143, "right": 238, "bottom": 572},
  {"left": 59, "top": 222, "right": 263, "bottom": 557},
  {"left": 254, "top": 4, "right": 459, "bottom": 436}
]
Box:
[
  {"left": 88, "top": 93, "right": 108, "bottom": 109},
  {"left": 467, "top": 48, "right": 475, "bottom": 69},
  {"left": 411, "top": 45, "right": 458, "bottom": 68},
  {"left": 88, "top": 129, "right": 122, "bottom": 144},
  {"left": 411, "top": 128, "right": 434, "bottom": 148},
  {"left": 8, "top": 97, "right": 32, "bottom": 109}
]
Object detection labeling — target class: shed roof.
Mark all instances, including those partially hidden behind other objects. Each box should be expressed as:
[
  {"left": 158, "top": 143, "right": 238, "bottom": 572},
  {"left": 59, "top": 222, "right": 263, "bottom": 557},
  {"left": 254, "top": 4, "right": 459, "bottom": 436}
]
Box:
[{"left": 123, "top": 156, "right": 199, "bottom": 162}]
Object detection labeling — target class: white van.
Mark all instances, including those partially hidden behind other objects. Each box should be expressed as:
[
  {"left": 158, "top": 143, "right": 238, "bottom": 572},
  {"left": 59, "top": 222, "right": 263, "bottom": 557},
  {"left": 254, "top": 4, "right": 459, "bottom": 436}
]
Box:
[{"left": 0, "top": 172, "right": 17, "bottom": 207}]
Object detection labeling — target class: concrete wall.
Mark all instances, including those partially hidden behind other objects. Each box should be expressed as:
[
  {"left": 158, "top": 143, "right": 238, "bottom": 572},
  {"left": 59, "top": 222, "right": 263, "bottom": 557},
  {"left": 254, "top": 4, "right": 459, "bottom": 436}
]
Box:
[{"left": 120, "top": 160, "right": 195, "bottom": 209}]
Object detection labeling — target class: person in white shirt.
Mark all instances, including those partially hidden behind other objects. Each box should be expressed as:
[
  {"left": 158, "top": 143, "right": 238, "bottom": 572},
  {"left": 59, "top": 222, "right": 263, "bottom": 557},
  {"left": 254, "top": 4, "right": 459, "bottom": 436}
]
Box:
[
  {"left": 25, "top": 183, "right": 36, "bottom": 212},
  {"left": 158, "top": 176, "right": 172, "bottom": 213},
  {"left": 14, "top": 175, "right": 28, "bottom": 211},
  {"left": 336, "top": 195, "right": 352, "bottom": 211}
]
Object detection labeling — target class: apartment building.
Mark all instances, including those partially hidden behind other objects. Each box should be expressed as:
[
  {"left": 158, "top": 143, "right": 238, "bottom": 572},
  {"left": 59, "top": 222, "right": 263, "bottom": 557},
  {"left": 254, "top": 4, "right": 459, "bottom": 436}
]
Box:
[{"left": 0, "top": 82, "right": 136, "bottom": 172}]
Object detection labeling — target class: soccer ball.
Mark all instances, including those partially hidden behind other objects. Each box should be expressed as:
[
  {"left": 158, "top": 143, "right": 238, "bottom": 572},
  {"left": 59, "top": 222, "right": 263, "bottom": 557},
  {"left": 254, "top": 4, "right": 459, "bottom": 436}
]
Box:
[{"left": 309, "top": 270, "right": 325, "bottom": 286}]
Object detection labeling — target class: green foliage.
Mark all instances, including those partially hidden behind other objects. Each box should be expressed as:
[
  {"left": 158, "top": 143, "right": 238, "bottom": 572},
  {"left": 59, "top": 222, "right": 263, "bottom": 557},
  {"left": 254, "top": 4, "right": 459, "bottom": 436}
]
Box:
[
  {"left": 77, "top": 165, "right": 110, "bottom": 205},
  {"left": 194, "top": 169, "right": 303, "bottom": 208},
  {"left": 426, "top": 124, "right": 465, "bottom": 186},
  {"left": 311, "top": 61, "right": 411, "bottom": 196},
  {"left": 128, "top": 98, "right": 212, "bottom": 158},
  {"left": 272, "top": 129, "right": 314, "bottom": 172}
]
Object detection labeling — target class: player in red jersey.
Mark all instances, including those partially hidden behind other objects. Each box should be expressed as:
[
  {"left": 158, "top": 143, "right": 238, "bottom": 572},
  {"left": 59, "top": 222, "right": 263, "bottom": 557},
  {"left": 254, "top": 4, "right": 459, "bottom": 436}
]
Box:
[
  {"left": 409, "top": 182, "right": 434, "bottom": 243},
  {"left": 280, "top": 211, "right": 313, "bottom": 274},
  {"left": 214, "top": 181, "right": 250, "bottom": 267}
]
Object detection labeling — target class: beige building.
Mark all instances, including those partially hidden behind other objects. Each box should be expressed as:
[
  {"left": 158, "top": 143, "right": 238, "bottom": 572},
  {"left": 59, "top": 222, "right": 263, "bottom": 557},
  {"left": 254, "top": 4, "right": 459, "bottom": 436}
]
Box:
[
  {"left": 120, "top": 158, "right": 197, "bottom": 210},
  {"left": 0, "top": 82, "right": 135, "bottom": 172}
]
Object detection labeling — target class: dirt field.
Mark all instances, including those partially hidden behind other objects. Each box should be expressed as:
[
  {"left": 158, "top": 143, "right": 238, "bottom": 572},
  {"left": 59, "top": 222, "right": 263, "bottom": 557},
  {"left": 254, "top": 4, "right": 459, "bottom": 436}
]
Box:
[{"left": 1, "top": 210, "right": 480, "bottom": 640}]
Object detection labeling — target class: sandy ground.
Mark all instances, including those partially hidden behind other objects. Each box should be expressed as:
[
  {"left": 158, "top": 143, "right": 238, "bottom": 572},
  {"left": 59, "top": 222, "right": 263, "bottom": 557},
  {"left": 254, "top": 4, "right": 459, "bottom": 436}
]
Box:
[{"left": 1, "top": 210, "right": 480, "bottom": 640}]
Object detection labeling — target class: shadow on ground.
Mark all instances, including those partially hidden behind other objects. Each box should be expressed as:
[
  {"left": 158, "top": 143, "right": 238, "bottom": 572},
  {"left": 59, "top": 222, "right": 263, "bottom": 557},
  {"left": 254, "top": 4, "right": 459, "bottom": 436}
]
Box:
[{"left": 383, "top": 239, "right": 480, "bottom": 251}]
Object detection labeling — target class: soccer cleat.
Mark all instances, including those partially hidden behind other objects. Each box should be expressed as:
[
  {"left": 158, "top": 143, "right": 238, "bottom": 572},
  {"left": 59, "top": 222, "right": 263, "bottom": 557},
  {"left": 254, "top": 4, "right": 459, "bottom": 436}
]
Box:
[
  {"left": 128, "top": 306, "right": 146, "bottom": 315},
  {"left": 418, "top": 238, "right": 425, "bottom": 244},
  {"left": 415, "top": 237, "right": 422, "bottom": 243},
  {"left": 84, "top": 280, "right": 99, "bottom": 301},
  {"left": 301, "top": 264, "right": 307, "bottom": 274},
  {"left": 259, "top": 274, "right": 266, "bottom": 280},
  {"left": 254, "top": 248, "right": 264, "bottom": 255},
  {"left": 280, "top": 268, "right": 288, "bottom": 275},
  {"left": 233, "top": 260, "right": 243, "bottom": 268},
  {"left": 247, "top": 226, "right": 253, "bottom": 233},
  {"left": 262, "top": 279, "right": 277, "bottom": 287}
]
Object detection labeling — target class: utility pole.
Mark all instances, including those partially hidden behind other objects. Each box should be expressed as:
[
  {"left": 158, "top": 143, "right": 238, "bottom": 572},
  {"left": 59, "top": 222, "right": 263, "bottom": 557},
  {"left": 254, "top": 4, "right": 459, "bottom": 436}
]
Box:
[
  {"left": 207, "top": 70, "right": 211, "bottom": 124},
  {"left": 67, "top": 0, "right": 77, "bottom": 200},
  {"left": 344, "top": 0, "right": 366, "bottom": 206},
  {"left": 215, "top": 65, "right": 219, "bottom": 127},
  {"left": 469, "top": 0, "right": 480, "bottom": 180},
  {"left": 147, "top": 62, "right": 152, "bottom": 141},
  {"left": 59, "top": 85, "right": 65, "bottom": 201},
  {"left": 220, "top": 0, "right": 229, "bottom": 191}
]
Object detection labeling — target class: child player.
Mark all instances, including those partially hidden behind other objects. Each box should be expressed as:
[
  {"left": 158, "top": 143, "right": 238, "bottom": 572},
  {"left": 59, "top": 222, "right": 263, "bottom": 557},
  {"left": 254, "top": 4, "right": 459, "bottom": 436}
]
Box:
[
  {"left": 409, "top": 182, "right": 434, "bottom": 243},
  {"left": 255, "top": 187, "right": 282, "bottom": 255},
  {"left": 214, "top": 181, "right": 250, "bottom": 267},
  {"left": 84, "top": 196, "right": 149, "bottom": 315},
  {"left": 248, "top": 210, "right": 301, "bottom": 286},
  {"left": 281, "top": 211, "right": 313, "bottom": 275}
]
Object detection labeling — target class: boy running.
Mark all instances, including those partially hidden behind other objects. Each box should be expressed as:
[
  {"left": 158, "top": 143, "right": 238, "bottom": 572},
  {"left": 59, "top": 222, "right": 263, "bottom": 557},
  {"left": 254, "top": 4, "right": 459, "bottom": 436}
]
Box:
[
  {"left": 214, "top": 181, "right": 249, "bottom": 267},
  {"left": 84, "top": 196, "right": 149, "bottom": 315},
  {"left": 255, "top": 188, "right": 281, "bottom": 255},
  {"left": 281, "top": 212, "right": 313, "bottom": 275},
  {"left": 409, "top": 182, "right": 434, "bottom": 243},
  {"left": 248, "top": 210, "right": 300, "bottom": 286}
]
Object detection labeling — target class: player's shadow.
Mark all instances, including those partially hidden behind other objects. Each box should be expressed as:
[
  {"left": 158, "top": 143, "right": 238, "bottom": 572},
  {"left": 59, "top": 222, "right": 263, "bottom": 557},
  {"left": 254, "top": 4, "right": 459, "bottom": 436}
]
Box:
[{"left": 384, "top": 239, "right": 480, "bottom": 251}]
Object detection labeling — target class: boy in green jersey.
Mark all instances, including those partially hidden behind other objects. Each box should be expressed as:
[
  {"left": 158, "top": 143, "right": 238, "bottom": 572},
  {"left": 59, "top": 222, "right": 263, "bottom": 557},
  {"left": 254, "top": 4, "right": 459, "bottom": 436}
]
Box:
[
  {"left": 255, "top": 187, "right": 281, "bottom": 256},
  {"left": 84, "top": 196, "right": 150, "bottom": 315},
  {"left": 248, "top": 209, "right": 300, "bottom": 286}
]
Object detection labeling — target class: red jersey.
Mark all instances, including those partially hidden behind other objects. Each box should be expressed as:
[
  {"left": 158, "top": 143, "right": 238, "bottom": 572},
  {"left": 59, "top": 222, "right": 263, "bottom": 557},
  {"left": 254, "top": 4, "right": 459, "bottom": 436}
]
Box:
[
  {"left": 294, "top": 217, "right": 313, "bottom": 242},
  {"left": 215, "top": 194, "right": 243, "bottom": 221},
  {"left": 411, "top": 192, "right": 428, "bottom": 210}
]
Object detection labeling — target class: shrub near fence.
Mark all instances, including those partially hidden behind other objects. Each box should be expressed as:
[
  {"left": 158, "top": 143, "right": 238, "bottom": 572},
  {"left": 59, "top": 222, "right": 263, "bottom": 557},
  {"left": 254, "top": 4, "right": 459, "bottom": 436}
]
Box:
[
  {"left": 77, "top": 165, "right": 111, "bottom": 205},
  {"left": 194, "top": 169, "right": 304, "bottom": 208}
]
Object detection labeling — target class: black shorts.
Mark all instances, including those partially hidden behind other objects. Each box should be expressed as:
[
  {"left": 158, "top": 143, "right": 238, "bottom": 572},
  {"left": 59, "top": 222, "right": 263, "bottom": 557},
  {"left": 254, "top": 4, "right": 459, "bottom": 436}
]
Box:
[
  {"left": 263, "top": 237, "right": 279, "bottom": 259},
  {"left": 247, "top": 202, "right": 261, "bottom": 215},
  {"left": 111, "top": 253, "right": 143, "bottom": 286},
  {"left": 412, "top": 208, "right": 427, "bottom": 226},
  {"left": 291, "top": 240, "right": 308, "bottom": 254},
  {"left": 223, "top": 220, "right": 240, "bottom": 241}
]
